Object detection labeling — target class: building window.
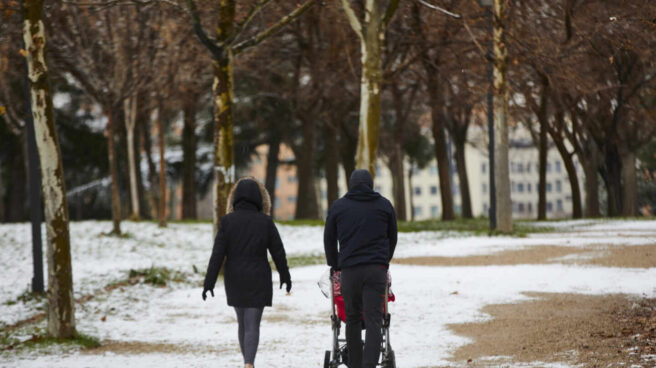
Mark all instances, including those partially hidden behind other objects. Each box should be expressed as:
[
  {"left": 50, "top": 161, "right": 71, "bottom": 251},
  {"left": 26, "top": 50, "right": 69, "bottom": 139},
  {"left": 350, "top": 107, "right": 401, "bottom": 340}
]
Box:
[
  {"left": 546, "top": 162, "right": 552, "bottom": 173},
  {"left": 526, "top": 162, "right": 531, "bottom": 173},
  {"left": 413, "top": 206, "right": 423, "bottom": 216},
  {"left": 482, "top": 183, "right": 488, "bottom": 194},
  {"left": 430, "top": 205, "right": 439, "bottom": 218},
  {"left": 546, "top": 182, "right": 552, "bottom": 192},
  {"left": 527, "top": 183, "right": 532, "bottom": 193},
  {"left": 518, "top": 163, "right": 524, "bottom": 173},
  {"left": 414, "top": 187, "right": 422, "bottom": 196},
  {"left": 482, "top": 163, "right": 487, "bottom": 173},
  {"left": 430, "top": 185, "right": 438, "bottom": 195},
  {"left": 430, "top": 165, "right": 438, "bottom": 175},
  {"left": 274, "top": 198, "right": 282, "bottom": 210},
  {"left": 287, "top": 176, "right": 298, "bottom": 183},
  {"left": 528, "top": 202, "right": 533, "bottom": 213},
  {"left": 556, "top": 180, "right": 562, "bottom": 193},
  {"left": 547, "top": 201, "right": 553, "bottom": 212},
  {"left": 557, "top": 199, "right": 563, "bottom": 212},
  {"left": 518, "top": 203, "right": 525, "bottom": 213},
  {"left": 483, "top": 203, "right": 489, "bottom": 213},
  {"left": 288, "top": 196, "right": 297, "bottom": 203},
  {"left": 566, "top": 195, "right": 572, "bottom": 202},
  {"left": 555, "top": 161, "right": 562, "bottom": 173},
  {"left": 518, "top": 183, "right": 524, "bottom": 193}
]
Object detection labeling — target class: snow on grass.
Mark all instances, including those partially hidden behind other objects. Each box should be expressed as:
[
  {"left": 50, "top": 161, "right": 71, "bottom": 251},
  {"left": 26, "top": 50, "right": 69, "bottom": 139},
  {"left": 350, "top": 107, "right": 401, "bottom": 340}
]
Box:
[{"left": 1, "top": 219, "right": 655, "bottom": 367}]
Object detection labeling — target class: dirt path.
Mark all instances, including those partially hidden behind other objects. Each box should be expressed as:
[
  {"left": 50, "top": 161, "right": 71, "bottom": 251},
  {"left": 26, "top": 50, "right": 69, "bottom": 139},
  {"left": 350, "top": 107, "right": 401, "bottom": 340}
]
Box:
[
  {"left": 394, "top": 244, "right": 656, "bottom": 268},
  {"left": 448, "top": 293, "right": 656, "bottom": 367},
  {"left": 395, "top": 236, "right": 656, "bottom": 367}
]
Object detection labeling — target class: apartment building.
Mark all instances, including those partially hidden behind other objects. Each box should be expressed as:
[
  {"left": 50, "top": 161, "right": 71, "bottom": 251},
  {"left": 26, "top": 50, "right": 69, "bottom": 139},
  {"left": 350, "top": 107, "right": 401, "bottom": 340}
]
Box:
[{"left": 236, "top": 125, "right": 583, "bottom": 220}]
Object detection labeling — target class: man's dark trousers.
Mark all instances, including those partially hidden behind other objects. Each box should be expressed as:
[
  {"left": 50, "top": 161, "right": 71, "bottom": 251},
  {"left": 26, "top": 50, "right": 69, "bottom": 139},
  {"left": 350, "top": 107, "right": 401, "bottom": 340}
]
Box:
[{"left": 341, "top": 264, "right": 387, "bottom": 368}]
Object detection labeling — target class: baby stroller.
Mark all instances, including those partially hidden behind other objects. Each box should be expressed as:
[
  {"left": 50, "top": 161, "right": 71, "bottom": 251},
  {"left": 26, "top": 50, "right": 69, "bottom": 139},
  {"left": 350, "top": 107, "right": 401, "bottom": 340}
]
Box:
[{"left": 318, "top": 269, "right": 397, "bottom": 368}]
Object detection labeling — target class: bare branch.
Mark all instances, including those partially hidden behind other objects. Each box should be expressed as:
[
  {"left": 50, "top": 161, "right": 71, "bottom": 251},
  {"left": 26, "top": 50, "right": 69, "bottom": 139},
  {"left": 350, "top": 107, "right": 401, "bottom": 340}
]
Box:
[
  {"left": 183, "top": 0, "right": 223, "bottom": 59},
  {"left": 339, "top": 0, "right": 363, "bottom": 41},
  {"left": 415, "top": 0, "right": 460, "bottom": 19},
  {"left": 382, "top": 0, "right": 400, "bottom": 28},
  {"left": 232, "top": 0, "right": 316, "bottom": 55},
  {"left": 229, "top": 0, "right": 274, "bottom": 45}
]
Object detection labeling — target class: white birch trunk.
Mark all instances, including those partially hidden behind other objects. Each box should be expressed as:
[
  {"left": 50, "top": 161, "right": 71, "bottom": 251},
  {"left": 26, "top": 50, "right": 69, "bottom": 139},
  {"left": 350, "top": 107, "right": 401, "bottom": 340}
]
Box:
[
  {"left": 124, "top": 95, "right": 140, "bottom": 220},
  {"left": 22, "top": 5, "right": 76, "bottom": 338}
]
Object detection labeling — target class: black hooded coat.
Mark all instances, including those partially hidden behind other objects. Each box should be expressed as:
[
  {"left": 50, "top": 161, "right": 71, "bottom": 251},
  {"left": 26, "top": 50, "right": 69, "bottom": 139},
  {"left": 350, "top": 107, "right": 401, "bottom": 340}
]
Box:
[
  {"left": 324, "top": 170, "right": 398, "bottom": 269},
  {"left": 203, "top": 179, "right": 291, "bottom": 308}
]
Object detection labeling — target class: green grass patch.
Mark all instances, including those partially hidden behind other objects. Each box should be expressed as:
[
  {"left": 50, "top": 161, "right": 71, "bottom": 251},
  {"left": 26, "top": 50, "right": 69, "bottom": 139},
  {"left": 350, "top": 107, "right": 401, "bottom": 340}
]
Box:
[
  {"left": 2, "top": 332, "right": 100, "bottom": 353},
  {"left": 278, "top": 254, "right": 325, "bottom": 269},
  {"left": 4, "top": 289, "right": 46, "bottom": 307},
  {"left": 21, "top": 332, "right": 100, "bottom": 350},
  {"left": 276, "top": 219, "right": 325, "bottom": 227},
  {"left": 128, "top": 266, "right": 187, "bottom": 286}
]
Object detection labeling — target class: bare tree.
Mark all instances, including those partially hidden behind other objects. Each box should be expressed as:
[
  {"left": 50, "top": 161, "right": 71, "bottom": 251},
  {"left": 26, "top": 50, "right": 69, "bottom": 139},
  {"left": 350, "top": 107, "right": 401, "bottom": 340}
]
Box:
[
  {"left": 340, "top": 0, "right": 400, "bottom": 175},
  {"left": 22, "top": 0, "right": 75, "bottom": 337}
]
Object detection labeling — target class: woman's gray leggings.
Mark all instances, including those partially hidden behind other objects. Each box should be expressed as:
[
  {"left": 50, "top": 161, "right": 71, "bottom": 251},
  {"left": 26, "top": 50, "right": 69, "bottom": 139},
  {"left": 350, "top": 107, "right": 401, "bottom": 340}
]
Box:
[{"left": 234, "top": 307, "right": 264, "bottom": 365}]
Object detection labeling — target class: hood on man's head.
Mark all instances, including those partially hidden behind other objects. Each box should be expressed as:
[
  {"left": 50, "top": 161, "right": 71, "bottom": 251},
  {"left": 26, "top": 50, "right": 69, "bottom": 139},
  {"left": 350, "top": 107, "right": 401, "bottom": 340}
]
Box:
[
  {"left": 349, "top": 169, "right": 374, "bottom": 190},
  {"left": 226, "top": 177, "right": 272, "bottom": 215}
]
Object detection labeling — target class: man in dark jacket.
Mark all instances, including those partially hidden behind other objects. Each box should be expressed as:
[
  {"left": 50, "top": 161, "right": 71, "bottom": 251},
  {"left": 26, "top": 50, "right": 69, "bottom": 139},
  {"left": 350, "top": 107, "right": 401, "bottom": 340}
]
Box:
[{"left": 324, "top": 169, "right": 398, "bottom": 368}]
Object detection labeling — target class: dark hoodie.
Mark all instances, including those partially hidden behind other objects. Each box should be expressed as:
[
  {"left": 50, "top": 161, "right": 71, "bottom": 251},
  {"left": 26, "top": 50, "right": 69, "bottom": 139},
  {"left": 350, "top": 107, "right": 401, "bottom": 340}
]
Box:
[
  {"left": 203, "top": 179, "right": 290, "bottom": 308},
  {"left": 324, "top": 170, "right": 398, "bottom": 269}
]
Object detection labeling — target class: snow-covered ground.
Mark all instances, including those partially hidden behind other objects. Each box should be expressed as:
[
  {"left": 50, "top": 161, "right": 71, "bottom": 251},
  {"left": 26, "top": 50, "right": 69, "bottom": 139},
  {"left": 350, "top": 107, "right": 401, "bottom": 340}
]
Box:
[{"left": 1, "top": 220, "right": 655, "bottom": 367}]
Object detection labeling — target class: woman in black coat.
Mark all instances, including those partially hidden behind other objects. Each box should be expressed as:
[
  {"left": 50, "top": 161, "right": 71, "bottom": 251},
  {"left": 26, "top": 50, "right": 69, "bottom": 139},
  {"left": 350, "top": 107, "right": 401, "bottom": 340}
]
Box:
[{"left": 202, "top": 177, "right": 291, "bottom": 368}]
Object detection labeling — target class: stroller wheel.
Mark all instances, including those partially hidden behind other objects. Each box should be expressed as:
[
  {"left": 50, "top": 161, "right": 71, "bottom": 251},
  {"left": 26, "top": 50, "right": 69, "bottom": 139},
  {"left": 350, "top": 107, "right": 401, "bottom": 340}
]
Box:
[
  {"left": 324, "top": 350, "right": 331, "bottom": 368},
  {"left": 385, "top": 350, "right": 396, "bottom": 368}
]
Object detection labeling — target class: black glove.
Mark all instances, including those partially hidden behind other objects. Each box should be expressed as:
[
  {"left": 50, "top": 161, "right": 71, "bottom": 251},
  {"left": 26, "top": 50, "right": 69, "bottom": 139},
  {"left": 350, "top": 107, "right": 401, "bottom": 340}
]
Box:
[
  {"left": 280, "top": 279, "right": 292, "bottom": 293},
  {"left": 202, "top": 288, "right": 214, "bottom": 301}
]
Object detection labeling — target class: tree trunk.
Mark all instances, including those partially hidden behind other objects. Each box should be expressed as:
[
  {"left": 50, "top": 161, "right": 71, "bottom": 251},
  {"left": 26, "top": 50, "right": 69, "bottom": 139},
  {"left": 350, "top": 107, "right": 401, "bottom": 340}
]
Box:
[
  {"left": 295, "top": 118, "right": 319, "bottom": 219},
  {"left": 354, "top": 34, "right": 382, "bottom": 176},
  {"left": 341, "top": 0, "right": 392, "bottom": 177},
  {"left": 157, "top": 101, "right": 167, "bottom": 227},
  {"left": 6, "top": 133, "right": 27, "bottom": 222},
  {"left": 582, "top": 141, "right": 600, "bottom": 217},
  {"left": 454, "top": 137, "right": 472, "bottom": 219},
  {"left": 265, "top": 134, "right": 280, "bottom": 218},
  {"left": 493, "top": 0, "right": 512, "bottom": 232},
  {"left": 388, "top": 143, "right": 407, "bottom": 221},
  {"left": 552, "top": 137, "right": 582, "bottom": 218},
  {"left": 325, "top": 124, "right": 339, "bottom": 209},
  {"left": 621, "top": 150, "right": 637, "bottom": 216},
  {"left": 212, "top": 52, "right": 235, "bottom": 234},
  {"left": 605, "top": 142, "right": 622, "bottom": 217},
  {"left": 107, "top": 109, "right": 122, "bottom": 234},
  {"left": 408, "top": 162, "right": 415, "bottom": 221},
  {"left": 340, "top": 123, "right": 357, "bottom": 189},
  {"left": 428, "top": 81, "right": 455, "bottom": 221},
  {"left": 141, "top": 107, "right": 159, "bottom": 220},
  {"left": 134, "top": 102, "right": 147, "bottom": 219},
  {"left": 22, "top": 1, "right": 76, "bottom": 337},
  {"left": 537, "top": 119, "right": 547, "bottom": 220},
  {"left": 182, "top": 97, "right": 197, "bottom": 220},
  {"left": 124, "top": 95, "right": 140, "bottom": 220}
]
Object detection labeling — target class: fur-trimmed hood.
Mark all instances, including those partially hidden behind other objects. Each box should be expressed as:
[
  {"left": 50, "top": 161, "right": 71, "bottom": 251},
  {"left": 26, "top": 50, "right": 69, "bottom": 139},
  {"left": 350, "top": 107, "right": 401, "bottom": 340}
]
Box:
[{"left": 226, "top": 177, "right": 272, "bottom": 216}]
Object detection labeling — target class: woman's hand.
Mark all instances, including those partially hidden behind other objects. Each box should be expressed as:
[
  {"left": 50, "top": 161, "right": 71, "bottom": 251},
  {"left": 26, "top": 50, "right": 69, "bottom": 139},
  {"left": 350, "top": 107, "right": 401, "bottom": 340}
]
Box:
[
  {"left": 202, "top": 288, "right": 214, "bottom": 301},
  {"left": 279, "top": 280, "right": 292, "bottom": 293}
]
